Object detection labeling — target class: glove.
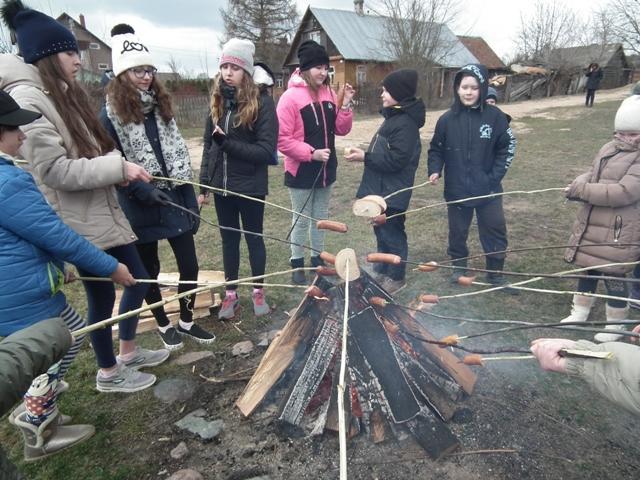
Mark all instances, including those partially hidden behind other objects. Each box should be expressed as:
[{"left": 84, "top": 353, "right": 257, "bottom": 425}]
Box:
[
  {"left": 148, "top": 188, "right": 172, "bottom": 206},
  {"left": 212, "top": 129, "right": 226, "bottom": 146},
  {"left": 189, "top": 207, "right": 200, "bottom": 235}
]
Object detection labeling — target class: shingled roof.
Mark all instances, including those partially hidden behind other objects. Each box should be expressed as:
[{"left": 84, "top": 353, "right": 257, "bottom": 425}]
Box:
[
  {"left": 457, "top": 36, "right": 505, "bottom": 70},
  {"left": 549, "top": 43, "right": 627, "bottom": 68},
  {"left": 285, "top": 7, "right": 477, "bottom": 68}
]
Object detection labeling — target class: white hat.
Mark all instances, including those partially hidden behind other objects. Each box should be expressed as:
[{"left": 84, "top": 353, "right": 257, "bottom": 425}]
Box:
[
  {"left": 615, "top": 95, "right": 640, "bottom": 132},
  {"left": 219, "top": 38, "right": 255, "bottom": 75},
  {"left": 110, "top": 24, "right": 154, "bottom": 77}
]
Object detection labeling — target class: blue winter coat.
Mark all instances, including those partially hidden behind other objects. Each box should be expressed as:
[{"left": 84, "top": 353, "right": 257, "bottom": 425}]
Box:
[
  {"left": 100, "top": 109, "right": 198, "bottom": 244},
  {"left": 0, "top": 157, "right": 117, "bottom": 336}
]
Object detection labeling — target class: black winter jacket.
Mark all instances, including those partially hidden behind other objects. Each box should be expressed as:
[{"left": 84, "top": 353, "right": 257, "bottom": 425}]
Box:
[
  {"left": 428, "top": 64, "right": 516, "bottom": 207},
  {"left": 586, "top": 68, "right": 603, "bottom": 90},
  {"left": 200, "top": 90, "right": 277, "bottom": 196},
  {"left": 100, "top": 108, "right": 198, "bottom": 244},
  {"left": 356, "top": 98, "right": 426, "bottom": 211}
]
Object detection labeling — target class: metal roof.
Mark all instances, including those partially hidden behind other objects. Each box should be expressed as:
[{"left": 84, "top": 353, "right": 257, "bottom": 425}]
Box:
[{"left": 309, "top": 7, "right": 478, "bottom": 67}]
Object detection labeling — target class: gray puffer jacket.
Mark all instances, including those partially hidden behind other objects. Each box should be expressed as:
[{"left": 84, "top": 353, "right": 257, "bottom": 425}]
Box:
[
  {"left": 564, "top": 139, "right": 640, "bottom": 274},
  {"left": 0, "top": 54, "right": 136, "bottom": 250}
]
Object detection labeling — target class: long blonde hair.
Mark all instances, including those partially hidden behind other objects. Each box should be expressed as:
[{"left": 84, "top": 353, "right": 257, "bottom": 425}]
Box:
[{"left": 210, "top": 72, "right": 259, "bottom": 129}]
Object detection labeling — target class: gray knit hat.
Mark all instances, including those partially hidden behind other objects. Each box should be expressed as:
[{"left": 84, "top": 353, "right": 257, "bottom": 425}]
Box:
[{"left": 219, "top": 38, "right": 254, "bottom": 75}]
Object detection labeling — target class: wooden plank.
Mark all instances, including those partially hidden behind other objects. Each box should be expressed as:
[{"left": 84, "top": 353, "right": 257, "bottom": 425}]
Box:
[
  {"left": 112, "top": 305, "right": 214, "bottom": 337},
  {"left": 236, "top": 288, "right": 330, "bottom": 416},
  {"left": 405, "top": 413, "right": 460, "bottom": 460},
  {"left": 383, "top": 304, "right": 477, "bottom": 395},
  {"left": 349, "top": 308, "right": 421, "bottom": 423},
  {"left": 278, "top": 317, "right": 340, "bottom": 426}
]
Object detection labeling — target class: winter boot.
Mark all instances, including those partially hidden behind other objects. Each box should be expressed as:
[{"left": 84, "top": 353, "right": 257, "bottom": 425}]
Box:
[
  {"left": 594, "top": 304, "right": 628, "bottom": 342},
  {"left": 560, "top": 295, "right": 596, "bottom": 323},
  {"left": 291, "top": 257, "right": 306, "bottom": 285},
  {"left": 486, "top": 257, "right": 519, "bottom": 295},
  {"left": 14, "top": 411, "right": 94, "bottom": 462},
  {"left": 449, "top": 258, "right": 468, "bottom": 284},
  {"left": 310, "top": 255, "right": 325, "bottom": 268}
]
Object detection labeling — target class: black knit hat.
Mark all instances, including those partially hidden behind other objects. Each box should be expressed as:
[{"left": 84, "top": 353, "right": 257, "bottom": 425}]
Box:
[
  {"left": 1, "top": 0, "right": 78, "bottom": 65},
  {"left": 298, "top": 40, "right": 330, "bottom": 71},
  {"left": 382, "top": 69, "right": 418, "bottom": 102}
]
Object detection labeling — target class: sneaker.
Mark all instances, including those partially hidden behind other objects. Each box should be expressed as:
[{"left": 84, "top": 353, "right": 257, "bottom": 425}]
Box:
[
  {"left": 158, "top": 326, "right": 184, "bottom": 351},
  {"left": 381, "top": 277, "right": 406, "bottom": 295},
  {"left": 116, "top": 346, "right": 170, "bottom": 370},
  {"left": 252, "top": 289, "right": 271, "bottom": 316},
  {"left": 96, "top": 364, "right": 156, "bottom": 393},
  {"left": 177, "top": 323, "right": 216, "bottom": 344},
  {"left": 218, "top": 295, "right": 240, "bottom": 320}
]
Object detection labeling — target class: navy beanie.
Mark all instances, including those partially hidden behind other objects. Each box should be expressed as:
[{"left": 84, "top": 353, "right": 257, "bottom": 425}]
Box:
[
  {"left": 1, "top": 0, "right": 78, "bottom": 64},
  {"left": 298, "top": 40, "right": 329, "bottom": 71},
  {"left": 487, "top": 86, "right": 498, "bottom": 101},
  {"left": 382, "top": 69, "right": 418, "bottom": 102}
]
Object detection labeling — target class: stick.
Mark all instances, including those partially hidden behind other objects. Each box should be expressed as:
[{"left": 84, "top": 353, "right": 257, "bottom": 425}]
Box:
[
  {"left": 338, "top": 258, "right": 350, "bottom": 480},
  {"left": 75, "top": 276, "right": 315, "bottom": 287},
  {"left": 153, "top": 176, "right": 320, "bottom": 222},
  {"left": 386, "top": 187, "right": 565, "bottom": 220},
  {"left": 383, "top": 179, "right": 431, "bottom": 201},
  {"left": 71, "top": 267, "right": 308, "bottom": 337}
]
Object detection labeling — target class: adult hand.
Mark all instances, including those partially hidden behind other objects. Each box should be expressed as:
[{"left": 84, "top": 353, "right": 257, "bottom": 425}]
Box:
[
  {"left": 148, "top": 188, "right": 172, "bottom": 206},
  {"left": 111, "top": 263, "right": 136, "bottom": 287},
  {"left": 189, "top": 207, "right": 200, "bottom": 235},
  {"left": 197, "top": 193, "right": 210, "bottom": 207},
  {"left": 312, "top": 148, "right": 331, "bottom": 162},
  {"left": 429, "top": 173, "right": 440, "bottom": 185},
  {"left": 345, "top": 147, "right": 365, "bottom": 162},
  {"left": 530, "top": 338, "right": 577, "bottom": 373},
  {"left": 125, "top": 162, "right": 152, "bottom": 183}
]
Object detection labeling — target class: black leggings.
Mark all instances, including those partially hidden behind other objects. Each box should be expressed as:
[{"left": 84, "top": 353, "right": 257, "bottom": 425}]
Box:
[
  {"left": 136, "top": 231, "right": 199, "bottom": 326},
  {"left": 577, "top": 270, "right": 628, "bottom": 308},
  {"left": 213, "top": 193, "right": 266, "bottom": 290},
  {"left": 585, "top": 89, "right": 596, "bottom": 107}
]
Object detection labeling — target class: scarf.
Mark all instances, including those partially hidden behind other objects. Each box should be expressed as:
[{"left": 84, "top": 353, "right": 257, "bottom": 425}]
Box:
[{"left": 105, "top": 90, "right": 193, "bottom": 189}]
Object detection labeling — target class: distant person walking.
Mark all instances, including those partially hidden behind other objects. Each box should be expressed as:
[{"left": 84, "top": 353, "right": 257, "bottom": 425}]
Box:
[{"left": 585, "top": 62, "right": 603, "bottom": 107}]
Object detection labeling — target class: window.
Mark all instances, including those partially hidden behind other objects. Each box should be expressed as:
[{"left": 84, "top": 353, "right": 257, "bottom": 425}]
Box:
[
  {"left": 276, "top": 78, "right": 283, "bottom": 89},
  {"left": 98, "top": 63, "right": 109, "bottom": 70},
  {"left": 308, "top": 31, "right": 321, "bottom": 44},
  {"left": 356, "top": 65, "right": 367, "bottom": 85},
  {"left": 89, "top": 42, "right": 100, "bottom": 50},
  {"left": 328, "top": 66, "right": 335, "bottom": 84}
]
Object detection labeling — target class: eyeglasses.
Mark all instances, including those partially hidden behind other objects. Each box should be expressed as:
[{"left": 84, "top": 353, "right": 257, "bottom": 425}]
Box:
[{"left": 130, "top": 67, "right": 157, "bottom": 79}]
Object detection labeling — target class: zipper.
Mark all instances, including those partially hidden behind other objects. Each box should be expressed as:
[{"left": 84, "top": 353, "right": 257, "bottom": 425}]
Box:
[
  {"left": 222, "top": 110, "right": 232, "bottom": 196},
  {"left": 614, "top": 215, "right": 622, "bottom": 242},
  {"left": 311, "top": 103, "right": 320, "bottom": 126},
  {"left": 370, "top": 133, "right": 379, "bottom": 153},
  {"left": 318, "top": 101, "right": 329, "bottom": 186}
]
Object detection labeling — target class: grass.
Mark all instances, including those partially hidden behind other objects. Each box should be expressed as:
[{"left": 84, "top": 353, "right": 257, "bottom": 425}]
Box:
[{"left": 1, "top": 98, "right": 635, "bottom": 478}]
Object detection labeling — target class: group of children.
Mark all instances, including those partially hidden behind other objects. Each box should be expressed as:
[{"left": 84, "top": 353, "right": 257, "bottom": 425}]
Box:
[{"left": 2, "top": 0, "right": 640, "bottom": 463}]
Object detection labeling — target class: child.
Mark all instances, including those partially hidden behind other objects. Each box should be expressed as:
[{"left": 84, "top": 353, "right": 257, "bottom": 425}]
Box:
[
  {"left": 0, "top": 1, "right": 168, "bottom": 392},
  {"left": 486, "top": 86, "right": 498, "bottom": 105},
  {"left": 346, "top": 69, "right": 425, "bottom": 293},
  {"left": 0, "top": 89, "right": 135, "bottom": 460},
  {"left": 561, "top": 95, "right": 640, "bottom": 342},
  {"left": 428, "top": 63, "right": 517, "bottom": 290},
  {"left": 101, "top": 24, "right": 214, "bottom": 348},
  {"left": 198, "top": 39, "right": 278, "bottom": 319},
  {"left": 276, "top": 40, "right": 355, "bottom": 284}
]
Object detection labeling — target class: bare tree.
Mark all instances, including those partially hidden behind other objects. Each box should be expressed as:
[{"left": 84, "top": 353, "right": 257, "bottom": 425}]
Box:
[
  {"left": 607, "top": 0, "right": 640, "bottom": 54},
  {"left": 220, "top": 0, "right": 299, "bottom": 70},
  {"left": 166, "top": 55, "right": 182, "bottom": 79},
  {"left": 377, "top": 0, "right": 461, "bottom": 70},
  {"left": 515, "top": 0, "right": 583, "bottom": 63}
]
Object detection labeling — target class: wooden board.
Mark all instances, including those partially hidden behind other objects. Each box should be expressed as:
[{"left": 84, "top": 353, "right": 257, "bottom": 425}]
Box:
[{"left": 406, "top": 413, "right": 460, "bottom": 460}]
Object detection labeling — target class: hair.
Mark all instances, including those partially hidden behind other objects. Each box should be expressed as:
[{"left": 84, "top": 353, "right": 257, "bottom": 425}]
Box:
[
  {"left": 106, "top": 73, "right": 174, "bottom": 124},
  {"left": 35, "top": 55, "right": 114, "bottom": 157},
  {"left": 300, "top": 68, "right": 330, "bottom": 97},
  {"left": 0, "top": 125, "right": 19, "bottom": 139},
  {"left": 210, "top": 71, "right": 259, "bottom": 129}
]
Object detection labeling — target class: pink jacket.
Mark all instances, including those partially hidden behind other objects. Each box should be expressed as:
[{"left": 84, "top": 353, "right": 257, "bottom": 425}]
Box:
[{"left": 276, "top": 70, "right": 352, "bottom": 187}]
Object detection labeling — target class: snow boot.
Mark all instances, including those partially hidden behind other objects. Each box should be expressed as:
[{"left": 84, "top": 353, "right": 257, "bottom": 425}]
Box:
[
  {"left": 594, "top": 305, "right": 628, "bottom": 342},
  {"left": 560, "top": 295, "right": 595, "bottom": 323}
]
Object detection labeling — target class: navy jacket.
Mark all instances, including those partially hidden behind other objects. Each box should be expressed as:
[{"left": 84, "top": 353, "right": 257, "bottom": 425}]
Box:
[
  {"left": 0, "top": 157, "right": 117, "bottom": 336},
  {"left": 586, "top": 68, "right": 603, "bottom": 90},
  {"left": 356, "top": 98, "right": 426, "bottom": 211},
  {"left": 100, "top": 109, "right": 198, "bottom": 244},
  {"left": 428, "top": 64, "right": 516, "bottom": 207},
  {"left": 200, "top": 89, "right": 277, "bottom": 196}
]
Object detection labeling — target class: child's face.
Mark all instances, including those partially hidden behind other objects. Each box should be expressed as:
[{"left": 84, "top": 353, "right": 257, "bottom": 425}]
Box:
[
  {"left": 381, "top": 86, "right": 398, "bottom": 108},
  {"left": 486, "top": 98, "right": 496, "bottom": 106},
  {"left": 56, "top": 51, "right": 81, "bottom": 83},
  {"left": 308, "top": 65, "right": 329, "bottom": 87},
  {"left": 0, "top": 127, "right": 25, "bottom": 156},
  {"left": 220, "top": 63, "right": 245, "bottom": 87},
  {"left": 458, "top": 75, "right": 480, "bottom": 107}
]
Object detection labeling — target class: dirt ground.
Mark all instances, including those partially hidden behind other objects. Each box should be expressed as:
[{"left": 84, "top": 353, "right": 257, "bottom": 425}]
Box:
[{"left": 166, "top": 85, "right": 640, "bottom": 480}]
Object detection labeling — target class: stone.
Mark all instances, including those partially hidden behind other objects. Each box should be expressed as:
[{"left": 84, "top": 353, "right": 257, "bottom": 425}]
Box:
[
  {"left": 154, "top": 378, "right": 196, "bottom": 404},
  {"left": 174, "top": 351, "right": 214, "bottom": 366},
  {"left": 257, "top": 329, "right": 280, "bottom": 347},
  {"left": 232, "top": 340, "right": 254, "bottom": 356},
  {"left": 174, "top": 409, "right": 224, "bottom": 440},
  {"left": 170, "top": 441, "right": 189, "bottom": 460},
  {"left": 167, "top": 469, "right": 203, "bottom": 480}
]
